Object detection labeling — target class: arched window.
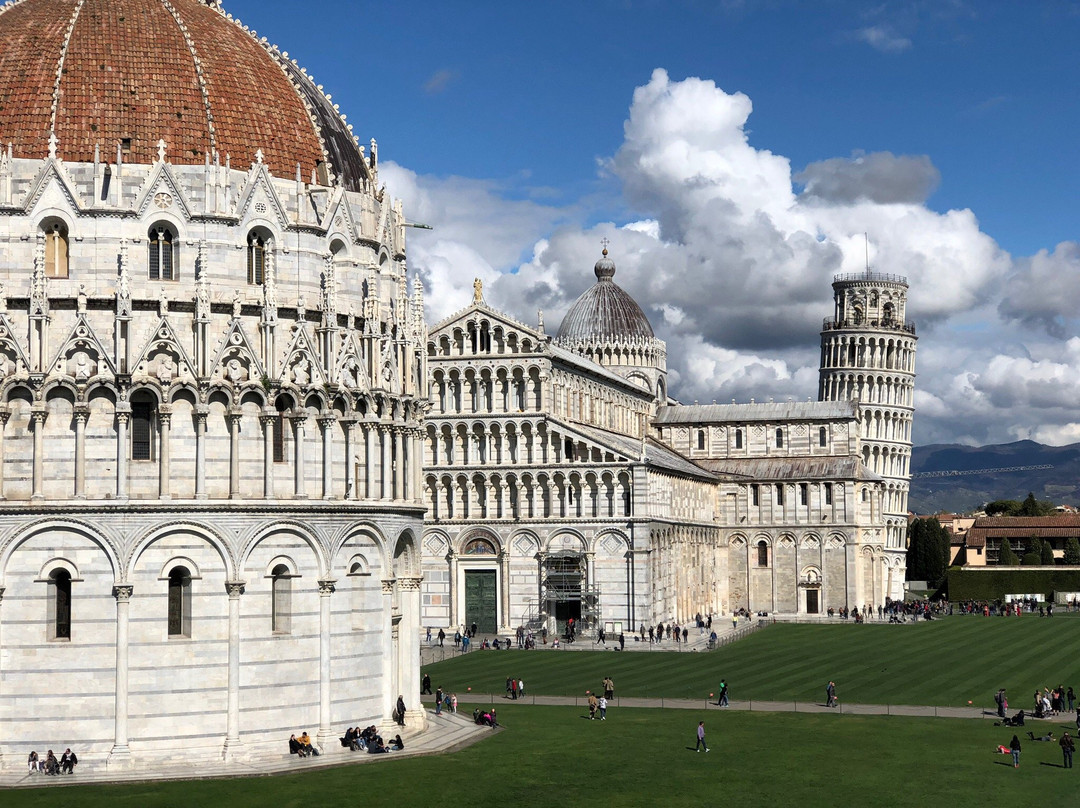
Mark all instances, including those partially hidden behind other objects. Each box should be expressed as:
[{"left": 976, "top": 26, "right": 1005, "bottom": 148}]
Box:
[
  {"left": 697, "top": 430, "right": 706, "bottom": 451},
  {"left": 273, "top": 397, "right": 290, "bottom": 463},
  {"left": 271, "top": 563, "right": 292, "bottom": 634},
  {"left": 734, "top": 428, "right": 743, "bottom": 449},
  {"left": 775, "top": 428, "right": 784, "bottom": 449},
  {"left": 148, "top": 224, "right": 177, "bottom": 281},
  {"left": 167, "top": 566, "right": 192, "bottom": 637},
  {"left": 130, "top": 391, "right": 156, "bottom": 460},
  {"left": 757, "top": 541, "right": 768, "bottom": 568},
  {"left": 44, "top": 222, "right": 69, "bottom": 278},
  {"left": 247, "top": 231, "right": 266, "bottom": 285},
  {"left": 48, "top": 568, "right": 72, "bottom": 640},
  {"left": 819, "top": 426, "right": 827, "bottom": 447}
]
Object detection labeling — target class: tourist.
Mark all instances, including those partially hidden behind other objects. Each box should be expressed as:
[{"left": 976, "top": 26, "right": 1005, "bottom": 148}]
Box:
[
  {"left": 426, "top": 626, "right": 432, "bottom": 644},
  {"left": 604, "top": 676, "right": 615, "bottom": 700},
  {"left": 1061, "top": 732, "right": 1075, "bottom": 769},
  {"left": 438, "top": 628, "right": 446, "bottom": 647},
  {"left": 298, "top": 731, "right": 319, "bottom": 756},
  {"left": 451, "top": 693, "right": 458, "bottom": 714},
  {"left": 518, "top": 678, "right": 525, "bottom": 697},
  {"left": 596, "top": 626, "right": 606, "bottom": 645},
  {"left": 1069, "top": 686, "right": 1076, "bottom": 712},
  {"left": 1027, "top": 731, "right": 1055, "bottom": 742},
  {"left": 1010, "top": 734, "right": 1022, "bottom": 768},
  {"left": 60, "top": 748, "right": 77, "bottom": 774},
  {"left": 435, "top": 686, "right": 444, "bottom": 716},
  {"left": 396, "top": 695, "right": 407, "bottom": 727},
  {"left": 390, "top": 734, "right": 405, "bottom": 751},
  {"left": 422, "top": 673, "right": 432, "bottom": 695},
  {"left": 718, "top": 680, "right": 729, "bottom": 707},
  {"left": 695, "top": 720, "right": 709, "bottom": 752},
  {"left": 27, "top": 750, "right": 39, "bottom": 773},
  {"left": 588, "top": 692, "right": 599, "bottom": 719},
  {"left": 598, "top": 696, "right": 608, "bottom": 720},
  {"left": 619, "top": 632, "right": 625, "bottom": 651},
  {"left": 826, "top": 681, "right": 837, "bottom": 708}
]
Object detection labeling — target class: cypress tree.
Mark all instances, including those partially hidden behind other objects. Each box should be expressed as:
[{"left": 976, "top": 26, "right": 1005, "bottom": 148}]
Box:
[
  {"left": 1064, "top": 538, "right": 1080, "bottom": 565},
  {"left": 1041, "top": 539, "right": 1056, "bottom": 565},
  {"left": 998, "top": 538, "right": 1019, "bottom": 566}
]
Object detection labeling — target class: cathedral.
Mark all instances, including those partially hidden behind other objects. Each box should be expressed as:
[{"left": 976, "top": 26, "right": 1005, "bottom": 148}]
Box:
[
  {"left": 420, "top": 252, "right": 916, "bottom": 637},
  {"left": 0, "top": 0, "right": 426, "bottom": 769}
]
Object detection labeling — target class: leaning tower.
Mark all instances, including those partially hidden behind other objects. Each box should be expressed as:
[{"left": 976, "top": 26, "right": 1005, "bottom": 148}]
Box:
[{"left": 819, "top": 270, "right": 917, "bottom": 600}]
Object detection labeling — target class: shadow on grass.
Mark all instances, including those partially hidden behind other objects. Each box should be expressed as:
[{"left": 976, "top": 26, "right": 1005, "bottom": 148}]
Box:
[{"left": 1039, "top": 762, "right": 1066, "bottom": 768}]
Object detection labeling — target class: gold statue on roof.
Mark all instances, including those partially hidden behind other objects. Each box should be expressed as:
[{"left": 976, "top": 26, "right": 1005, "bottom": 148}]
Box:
[{"left": 473, "top": 277, "right": 484, "bottom": 305}]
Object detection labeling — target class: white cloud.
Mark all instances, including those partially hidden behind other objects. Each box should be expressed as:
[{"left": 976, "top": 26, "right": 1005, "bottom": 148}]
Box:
[
  {"left": 388, "top": 69, "right": 1080, "bottom": 447},
  {"left": 855, "top": 25, "right": 913, "bottom": 53}
]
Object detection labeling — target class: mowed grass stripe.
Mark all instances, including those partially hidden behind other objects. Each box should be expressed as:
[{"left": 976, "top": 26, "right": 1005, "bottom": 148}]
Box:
[{"left": 425, "top": 617, "right": 1080, "bottom": 707}]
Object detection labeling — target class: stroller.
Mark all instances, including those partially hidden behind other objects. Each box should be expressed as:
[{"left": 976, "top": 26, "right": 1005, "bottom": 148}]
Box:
[{"left": 1002, "top": 709, "right": 1026, "bottom": 727}]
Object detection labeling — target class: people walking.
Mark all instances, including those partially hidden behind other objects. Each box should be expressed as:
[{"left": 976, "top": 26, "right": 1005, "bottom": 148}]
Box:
[
  {"left": 603, "top": 677, "right": 615, "bottom": 700},
  {"left": 1010, "top": 734, "right": 1022, "bottom": 768},
  {"left": 588, "top": 692, "right": 599, "bottom": 719},
  {"left": 695, "top": 721, "right": 709, "bottom": 752},
  {"left": 718, "top": 680, "right": 729, "bottom": 707},
  {"left": 421, "top": 673, "right": 432, "bottom": 695},
  {"left": 826, "top": 681, "right": 837, "bottom": 708},
  {"left": 1062, "top": 732, "right": 1075, "bottom": 769},
  {"left": 598, "top": 696, "right": 607, "bottom": 720}
]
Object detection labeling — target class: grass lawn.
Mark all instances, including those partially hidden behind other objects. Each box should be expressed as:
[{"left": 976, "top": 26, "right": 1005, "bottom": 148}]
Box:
[
  {"left": 424, "top": 617, "right": 1080, "bottom": 708},
  {"left": 11, "top": 705, "right": 1080, "bottom": 807}
]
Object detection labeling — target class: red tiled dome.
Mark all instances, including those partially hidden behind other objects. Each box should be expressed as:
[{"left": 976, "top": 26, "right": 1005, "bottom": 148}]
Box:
[{"left": 0, "top": 0, "right": 370, "bottom": 189}]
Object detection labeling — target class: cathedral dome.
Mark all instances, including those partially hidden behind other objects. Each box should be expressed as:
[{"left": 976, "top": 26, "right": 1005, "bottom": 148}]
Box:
[
  {"left": 557, "top": 249, "right": 655, "bottom": 342},
  {"left": 0, "top": 0, "right": 369, "bottom": 189}
]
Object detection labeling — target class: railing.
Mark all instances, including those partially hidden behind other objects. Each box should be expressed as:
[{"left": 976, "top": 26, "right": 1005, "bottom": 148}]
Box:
[
  {"left": 821, "top": 317, "right": 916, "bottom": 335},
  {"left": 832, "top": 271, "right": 909, "bottom": 285}
]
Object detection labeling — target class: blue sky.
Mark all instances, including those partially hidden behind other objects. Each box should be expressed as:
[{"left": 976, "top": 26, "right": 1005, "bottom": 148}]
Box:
[{"left": 230, "top": 1, "right": 1080, "bottom": 447}]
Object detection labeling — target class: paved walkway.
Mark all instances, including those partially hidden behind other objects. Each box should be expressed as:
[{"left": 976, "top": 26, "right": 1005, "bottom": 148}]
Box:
[
  {"left": 0, "top": 710, "right": 494, "bottom": 790},
  {"left": 431, "top": 692, "right": 1009, "bottom": 721}
]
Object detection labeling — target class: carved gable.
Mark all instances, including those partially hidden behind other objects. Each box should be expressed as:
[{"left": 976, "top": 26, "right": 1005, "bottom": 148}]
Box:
[
  {"left": 130, "top": 316, "right": 197, "bottom": 384},
  {"left": 49, "top": 314, "right": 115, "bottom": 379}
]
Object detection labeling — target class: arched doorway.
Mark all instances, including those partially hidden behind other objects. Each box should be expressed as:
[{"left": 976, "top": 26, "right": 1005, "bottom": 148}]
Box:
[{"left": 462, "top": 536, "right": 498, "bottom": 635}]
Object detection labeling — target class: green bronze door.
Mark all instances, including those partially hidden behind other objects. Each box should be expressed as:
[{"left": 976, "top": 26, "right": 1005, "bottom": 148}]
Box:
[{"left": 464, "top": 570, "right": 498, "bottom": 635}]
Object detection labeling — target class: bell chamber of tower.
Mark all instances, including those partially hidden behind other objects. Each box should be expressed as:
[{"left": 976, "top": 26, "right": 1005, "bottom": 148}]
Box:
[{"left": 818, "top": 271, "right": 917, "bottom": 599}]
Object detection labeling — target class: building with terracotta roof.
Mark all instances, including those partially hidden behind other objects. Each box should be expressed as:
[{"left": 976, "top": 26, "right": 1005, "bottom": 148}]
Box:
[
  {"left": 963, "top": 515, "right": 1080, "bottom": 565},
  {"left": 0, "top": 0, "right": 425, "bottom": 770}
]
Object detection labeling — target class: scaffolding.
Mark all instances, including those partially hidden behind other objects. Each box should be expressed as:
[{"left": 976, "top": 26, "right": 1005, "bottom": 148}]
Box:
[{"left": 541, "top": 554, "right": 600, "bottom": 637}]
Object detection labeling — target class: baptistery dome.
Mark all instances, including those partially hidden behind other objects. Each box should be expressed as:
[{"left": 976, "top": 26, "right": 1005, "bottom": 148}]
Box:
[{"left": 0, "top": 0, "right": 369, "bottom": 189}]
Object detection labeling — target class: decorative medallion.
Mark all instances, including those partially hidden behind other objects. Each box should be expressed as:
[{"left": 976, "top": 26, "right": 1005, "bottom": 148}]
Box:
[
  {"left": 153, "top": 191, "right": 173, "bottom": 209},
  {"left": 254, "top": 202, "right": 267, "bottom": 214}
]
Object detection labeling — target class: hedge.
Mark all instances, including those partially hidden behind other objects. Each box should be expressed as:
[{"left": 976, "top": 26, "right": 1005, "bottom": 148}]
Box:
[{"left": 946, "top": 567, "right": 1080, "bottom": 601}]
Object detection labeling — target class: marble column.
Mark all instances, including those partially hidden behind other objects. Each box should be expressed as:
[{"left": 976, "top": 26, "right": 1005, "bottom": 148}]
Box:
[
  {"left": 0, "top": 586, "right": 4, "bottom": 766},
  {"left": 318, "top": 416, "right": 335, "bottom": 500},
  {"left": 260, "top": 411, "right": 276, "bottom": 499},
  {"left": 30, "top": 408, "right": 46, "bottom": 500},
  {"left": 158, "top": 406, "right": 171, "bottom": 500},
  {"left": 316, "top": 579, "right": 335, "bottom": 749},
  {"left": 447, "top": 551, "right": 459, "bottom": 629},
  {"left": 194, "top": 407, "right": 208, "bottom": 499},
  {"left": 73, "top": 406, "right": 88, "bottom": 498},
  {"left": 0, "top": 410, "right": 9, "bottom": 500},
  {"left": 108, "top": 584, "right": 134, "bottom": 766},
  {"left": 381, "top": 425, "right": 392, "bottom": 499},
  {"left": 365, "top": 422, "right": 376, "bottom": 499},
  {"left": 223, "top": 581, "right": 245, "bottom": 760},
  {"left": 381, "top": 578, "right": 396, "bottom": 719},
  {"left": 397, "top": 576, "right": 424, "bottom": 727},
  {"left": 115, "top": 406, "right": 130, "bottom": 500},
  {"left": 228, "top": 409, "right": 242, "bottom": 499},
  {"left": 343, "top": 419, "right": 355, "bottom": 500},
  {"left": 499, "top": 550, "right": 511, "bottom": 631},
  {"left": 292, "top": 414, "right": 308, "bottom": 498},
  {"left": 393, "top": 428, "right": 404, "bottom": 500}
]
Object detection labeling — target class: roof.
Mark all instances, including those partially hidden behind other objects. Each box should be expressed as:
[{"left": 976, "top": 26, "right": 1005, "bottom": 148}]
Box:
[
  {"left": 567, "top": 420, "right": 718, "bottom": 482},
  {"left": 966, "top": 515, "right": 1080, "bottom": 550},
  {"left": 694, "top": 456, "right": 879, "bottom": 482},
  {"left": 0, "top": 0, "right": 369, "bottom": 190},
  {"left": 655, "top": 400, "right": 859, "bottom": 424},
  {"left": 556, "top": 250, "right": 655, "bottom": 342}
]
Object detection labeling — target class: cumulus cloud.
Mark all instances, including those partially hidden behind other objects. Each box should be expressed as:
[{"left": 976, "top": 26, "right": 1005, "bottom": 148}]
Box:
[
  {"left": 389, "top": 67, "right": 1080, "bottom": 447},
  {"left": 797, "top": 152, "right": 940, "bottom": 205}
]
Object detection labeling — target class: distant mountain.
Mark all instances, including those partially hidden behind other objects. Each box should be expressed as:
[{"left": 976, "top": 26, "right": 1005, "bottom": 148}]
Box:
[{"left": 909, "top": 440, "right": 1080, "bottom": 514}]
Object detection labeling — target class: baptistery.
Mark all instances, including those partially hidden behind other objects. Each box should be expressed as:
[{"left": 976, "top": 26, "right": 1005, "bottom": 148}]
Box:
[{"left": 0, "top": 0, "right": 427, "bottom": 768}]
